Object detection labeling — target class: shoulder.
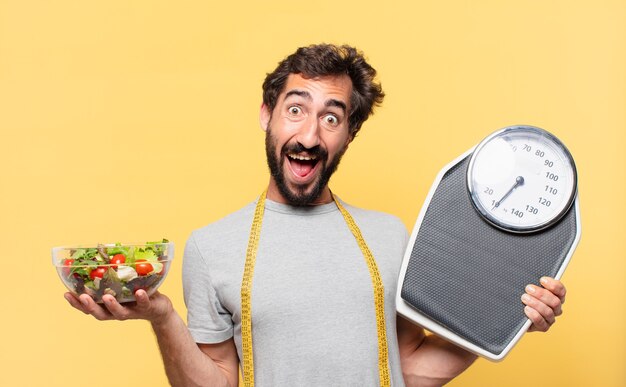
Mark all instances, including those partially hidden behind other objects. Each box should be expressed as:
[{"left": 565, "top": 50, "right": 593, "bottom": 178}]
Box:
[
  {"left": 339, "top": 199, "right": 409, "bottom": 277},
  {"left": 188, "top": 200, "right": 256, "bottom": 253},
  {"left": 343, "top": 201, "right": 406, "bottom": 232},
  {"left": 341, "top": 200, "right": 408, "bottom": 244}
]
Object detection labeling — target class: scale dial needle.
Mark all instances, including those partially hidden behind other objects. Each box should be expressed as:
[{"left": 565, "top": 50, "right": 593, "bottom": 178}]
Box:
[{"left": 493, "top": 176, "right": 525, "bottom": 209}]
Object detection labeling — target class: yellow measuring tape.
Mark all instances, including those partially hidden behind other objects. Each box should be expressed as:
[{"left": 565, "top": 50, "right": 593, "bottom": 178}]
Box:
[{"left": 240, "top": 190, "right": 391, "bottom": 386}]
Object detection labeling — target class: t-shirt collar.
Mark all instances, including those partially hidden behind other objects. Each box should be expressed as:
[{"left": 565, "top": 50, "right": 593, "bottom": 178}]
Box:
[{"left": 262, "top": 196, "right": 341, "bottom": 216}]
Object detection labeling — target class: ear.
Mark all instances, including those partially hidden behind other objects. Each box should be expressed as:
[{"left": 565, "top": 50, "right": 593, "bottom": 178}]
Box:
[
  {"left": 259, "top": 103, "right": 271, "bottom": 132},
  {"left": 345, "top": 132, "right": 354, "bottom": 147}
]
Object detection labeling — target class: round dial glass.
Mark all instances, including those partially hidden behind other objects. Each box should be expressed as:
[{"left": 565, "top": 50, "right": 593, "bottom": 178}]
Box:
[{"left": 467, "top": 125, "right": 577, "bottom": 233}]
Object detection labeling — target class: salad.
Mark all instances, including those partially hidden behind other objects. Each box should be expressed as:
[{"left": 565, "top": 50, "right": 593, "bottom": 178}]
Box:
[{"left": 57, "top": 239, "right": 171, "bottom": 303}]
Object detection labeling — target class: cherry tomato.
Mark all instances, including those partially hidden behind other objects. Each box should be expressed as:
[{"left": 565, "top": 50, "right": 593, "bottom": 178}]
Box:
[
  {"left": 110, "top": 254, "right": 126, "bottom": 269},
  {"left": 62, "top": 259, "right": 74, "bottom": 277},
  {"left": 135, "top": 260, "right": 153, "bottom": 276},
  {"left": 89, "top": 266, "right": 108, "bottom": 280}
]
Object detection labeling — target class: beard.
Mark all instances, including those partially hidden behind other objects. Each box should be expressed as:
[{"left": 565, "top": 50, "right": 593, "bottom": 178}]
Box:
[{"left": 265, "top": 126, "right": 347, "bottom": 206}]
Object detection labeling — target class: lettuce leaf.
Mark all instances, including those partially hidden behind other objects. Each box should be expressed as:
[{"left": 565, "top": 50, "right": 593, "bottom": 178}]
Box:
[
  {"left": 146, "top": 239, "right": 169, "bottom": 257},
  {"left": 134, "top": 248, "right": 158, "bottom": 262},
  {"left": 106, "top": 243, "right": 131, "bottom": 257},
  {"left": 96, "top": 268, "right": 123, "bottom": 300},
  {"left": 71, "top": 248, "right": 98, "bottom": 260},
  {"left": 125, "top": 274, "right": 160, "bottom": 294}
]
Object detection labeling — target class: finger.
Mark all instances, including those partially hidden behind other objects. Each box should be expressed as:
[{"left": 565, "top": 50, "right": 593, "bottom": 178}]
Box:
[
  {"left": 101, "top": 290, "right": 156, "bottom": 321},
  {"left": 525, "top": 306, "right": 549, "bottom": 332},
  {"left": 134, "top": 289, "right": 152, "bottom": 311},
  {"left": 540, "top": 277, "right": 567, "bottom": 304},
  {"left": 136, "top": 291, "right": 174, "bottom": 325},
  {"left": 78, "top": 294, "right": 114, "bottom": 321},
  {"left": 525, "top": 284, "right": 563, "bottom": 316},
  {"left": 521, "top": 293, "right": 555, "bottom": 325},
  {"left": 101, "top": 295, "right": 134, "bottom": 320},
  {"left": 65, "top": 292, "right": 90, "bottom": 314}
]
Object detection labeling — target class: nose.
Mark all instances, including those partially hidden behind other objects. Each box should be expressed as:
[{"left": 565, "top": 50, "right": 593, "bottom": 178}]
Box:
[{"left": 295, "top": 116, "right": 321, "bottom": 149}]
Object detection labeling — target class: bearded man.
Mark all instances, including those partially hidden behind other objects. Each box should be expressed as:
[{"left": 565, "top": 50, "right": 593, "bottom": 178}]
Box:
[{"left": 66, "top": 44, "right": 567, "bottom": 387}]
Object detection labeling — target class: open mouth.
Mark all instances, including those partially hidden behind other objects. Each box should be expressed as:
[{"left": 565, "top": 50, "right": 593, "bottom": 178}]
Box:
[{"left": 286, "top": 152, "right": 320, "bottom": 179}]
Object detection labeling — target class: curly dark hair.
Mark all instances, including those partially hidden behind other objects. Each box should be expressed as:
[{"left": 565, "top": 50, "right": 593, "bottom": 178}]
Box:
[{"left": 262, "top": 44, "right": 385, "bottom": 138}]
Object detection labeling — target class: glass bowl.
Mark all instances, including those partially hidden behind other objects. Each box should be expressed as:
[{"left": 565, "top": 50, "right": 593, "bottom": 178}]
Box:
[{"left": 52, "top": 241, "right": 174, "bottom": 303}]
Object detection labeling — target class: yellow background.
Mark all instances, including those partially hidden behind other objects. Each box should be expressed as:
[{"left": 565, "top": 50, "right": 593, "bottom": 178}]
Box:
[{"left": 1, "top": 1, "right": 624, "bottom": 386}]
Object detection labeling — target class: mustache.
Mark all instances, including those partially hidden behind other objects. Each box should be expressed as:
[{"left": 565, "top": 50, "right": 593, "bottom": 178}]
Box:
[{"left": 281, "top": 142, "right": 328, "bottom": 160}]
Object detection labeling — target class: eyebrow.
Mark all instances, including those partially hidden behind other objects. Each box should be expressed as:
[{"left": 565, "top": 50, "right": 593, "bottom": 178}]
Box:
[
  {"left": 284, "top": 89, "right": 348, "bottom": 114},
  {"left": 325, "top": 99, "right": 347, "bottom": 114}
]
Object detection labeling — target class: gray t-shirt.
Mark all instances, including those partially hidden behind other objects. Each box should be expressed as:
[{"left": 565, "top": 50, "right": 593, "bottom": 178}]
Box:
[{"left": 183, "top": 197, "right": 409, "bottom": 386}]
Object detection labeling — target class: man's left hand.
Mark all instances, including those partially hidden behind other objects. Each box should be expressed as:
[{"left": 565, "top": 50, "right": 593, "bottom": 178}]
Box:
[{"left": 522, "top": 276, "right": 567, "bottom": 332}]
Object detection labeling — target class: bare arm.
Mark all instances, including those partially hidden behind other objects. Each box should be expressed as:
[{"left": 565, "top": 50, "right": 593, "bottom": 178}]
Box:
[
  {"left": 397, "top": 316, "right": 476, "bottom": 387},
  {"left": 65, "top": 290, "right": 239, "bottom": 387},
  {"left": 397, "top": 277, "right": 567, "bottom": 386},
  {"left": 150, "top": 306, "right": 239, "bottom": 387}
]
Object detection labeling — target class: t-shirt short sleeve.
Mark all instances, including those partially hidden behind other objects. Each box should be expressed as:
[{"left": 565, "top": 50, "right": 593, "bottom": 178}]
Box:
[{"left": 182, "top": 233, "right": 234, "bottom": 343}]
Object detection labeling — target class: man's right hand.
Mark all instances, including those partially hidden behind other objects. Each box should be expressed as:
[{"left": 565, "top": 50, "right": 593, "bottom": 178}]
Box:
[
  {"left": 65, "top": 290, "right": 238, "bottom": 386},
  {"left": 64, "top": 290, "right": 173, "bottom": 326}
]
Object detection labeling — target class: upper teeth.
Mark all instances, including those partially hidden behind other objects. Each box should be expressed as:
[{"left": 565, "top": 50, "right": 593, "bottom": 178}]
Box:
[{"left": 288, "top": 153, "right": 316, "bottom": 161}]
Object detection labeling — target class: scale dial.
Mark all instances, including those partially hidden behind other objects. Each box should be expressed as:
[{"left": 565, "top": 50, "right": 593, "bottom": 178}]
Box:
[{"left": 467, "top": 125, "right": 577, "bottom": 233}]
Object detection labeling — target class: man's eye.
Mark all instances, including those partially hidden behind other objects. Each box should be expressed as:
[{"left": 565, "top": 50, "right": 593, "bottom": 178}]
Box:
[
  {"left": 288, "top": 106, "right": 302, "bottom": 115},
  {"left": 324, "top": 115, "right": 338, "bottom": 125}
]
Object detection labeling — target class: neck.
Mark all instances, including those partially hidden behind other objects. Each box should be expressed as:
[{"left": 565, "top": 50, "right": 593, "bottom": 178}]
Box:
[{"left": 266, "top": 179, "right": 333, "bottom": 206}]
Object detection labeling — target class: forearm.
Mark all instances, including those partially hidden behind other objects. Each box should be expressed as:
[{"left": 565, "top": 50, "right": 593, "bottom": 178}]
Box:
[
  {"left": 151, "top": 311, "right": 232, "bottom": 387},
  {"left": 397, "top": 316, "right": 476, "bottom": 386},
  {"left": 65, "top": 291, "right": 235, "bottom": 386},
  {"left": 402, "top": 334, "right": 477, "bottom": 387}
]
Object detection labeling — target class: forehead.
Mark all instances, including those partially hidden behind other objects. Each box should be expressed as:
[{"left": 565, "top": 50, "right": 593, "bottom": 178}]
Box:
[{"left": 280, "top": 73, "right": 352, "bottom": 105}]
